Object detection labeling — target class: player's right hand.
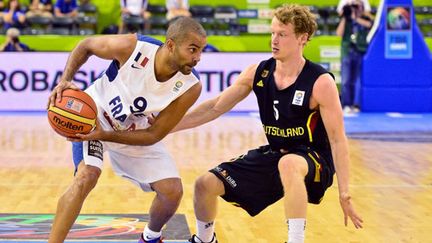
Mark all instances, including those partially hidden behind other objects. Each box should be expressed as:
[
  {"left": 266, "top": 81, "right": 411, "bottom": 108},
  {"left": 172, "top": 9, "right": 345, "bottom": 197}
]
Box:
[{"left": 47, "top": 80, "right": 80, "bottom": 109}]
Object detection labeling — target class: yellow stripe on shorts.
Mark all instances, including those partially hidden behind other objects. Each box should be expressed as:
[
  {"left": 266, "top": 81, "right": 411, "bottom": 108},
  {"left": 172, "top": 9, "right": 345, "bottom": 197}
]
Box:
[{"left": 307, "top": 153, "right": 321, "bottom": 182}]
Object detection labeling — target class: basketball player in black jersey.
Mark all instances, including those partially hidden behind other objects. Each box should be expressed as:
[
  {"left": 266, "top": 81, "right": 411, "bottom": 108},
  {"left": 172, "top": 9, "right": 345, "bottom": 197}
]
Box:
[{"left": 174, "top": 4, "right": 363, "bottom": 243}]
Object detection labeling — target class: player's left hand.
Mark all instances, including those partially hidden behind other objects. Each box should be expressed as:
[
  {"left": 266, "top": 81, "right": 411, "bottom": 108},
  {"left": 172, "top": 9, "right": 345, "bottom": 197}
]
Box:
[
  {"left": 67, "top": 120, "right": 105, "bottom": 142},
  {"left": 339, "top": 193, "right": 363, "bottom": 229}
]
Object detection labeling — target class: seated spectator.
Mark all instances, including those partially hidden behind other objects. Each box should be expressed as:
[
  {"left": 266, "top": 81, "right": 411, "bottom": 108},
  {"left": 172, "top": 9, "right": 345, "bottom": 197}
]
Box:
[
  {"left": 119, "top": 0, "right": 151, "bottom": 34},
  {"left": 3, "top": 0, "right": 26, "bottom": 30},
  {"left": 54, "top": 0, "right": 78, "bottom": 17},
  {"left": 26, "top": 0, "right": 53, "bottom": 18},
  {"left": 0, "top": 27, "right": 31, "bottom": 52},
  {"left": 166, "top": 0, "right": 190, "bottom": 21}
]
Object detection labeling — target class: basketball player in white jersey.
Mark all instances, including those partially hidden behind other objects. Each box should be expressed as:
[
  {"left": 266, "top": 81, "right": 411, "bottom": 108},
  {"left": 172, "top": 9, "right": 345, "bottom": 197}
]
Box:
[{"left": 46, "top": 17, "right": 207, "bottom": 243}]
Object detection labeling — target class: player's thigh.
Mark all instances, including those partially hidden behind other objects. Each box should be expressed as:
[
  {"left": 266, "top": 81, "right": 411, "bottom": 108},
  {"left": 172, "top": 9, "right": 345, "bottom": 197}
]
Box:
[
  {"left": 290, "top": 147, "right": 334, "bottom": 204},
  {"left": 209, "top": 146, "right": 284, "bottom": 216},
  {"left": 72, "top": 140, "right": 104, "bottom": 169}
]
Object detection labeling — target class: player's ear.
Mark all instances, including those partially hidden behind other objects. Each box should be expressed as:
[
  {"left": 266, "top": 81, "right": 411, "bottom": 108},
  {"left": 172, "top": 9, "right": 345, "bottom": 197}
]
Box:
[
  {"left": 166, "top": 38, "right": 175, "bottom": 53},
  {"left": 300, "top": 33, "right": 308, "bottom": 46}
]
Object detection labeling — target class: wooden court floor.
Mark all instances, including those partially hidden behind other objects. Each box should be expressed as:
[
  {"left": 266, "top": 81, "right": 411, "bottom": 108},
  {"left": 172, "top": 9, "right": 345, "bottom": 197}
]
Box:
[{"left": 0, "top": 115, "right": 431, "bottom": 243}]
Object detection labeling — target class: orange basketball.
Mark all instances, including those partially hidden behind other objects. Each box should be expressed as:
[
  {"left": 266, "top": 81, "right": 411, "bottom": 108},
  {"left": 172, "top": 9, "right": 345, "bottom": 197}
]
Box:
[{"left": 47, "top": 89, "right": 97, "bottom": 138}]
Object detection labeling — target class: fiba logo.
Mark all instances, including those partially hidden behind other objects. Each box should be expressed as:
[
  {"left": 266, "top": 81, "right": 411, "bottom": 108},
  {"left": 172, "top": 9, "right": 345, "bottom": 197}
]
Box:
[
  {"left": 387, "top": 7, "right": 410, "bottom": 30},
  {"left": 173, "top": 81, "right": 184, "bottom": 92},
  {"left": 292, "top": 90, "right": 305, "bottom": 106}
]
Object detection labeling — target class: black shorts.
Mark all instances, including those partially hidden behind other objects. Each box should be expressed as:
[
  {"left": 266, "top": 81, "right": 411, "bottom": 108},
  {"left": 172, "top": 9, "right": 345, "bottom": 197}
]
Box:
[{"left": 209, "top": 145, "right": 335, "bottom": 217}]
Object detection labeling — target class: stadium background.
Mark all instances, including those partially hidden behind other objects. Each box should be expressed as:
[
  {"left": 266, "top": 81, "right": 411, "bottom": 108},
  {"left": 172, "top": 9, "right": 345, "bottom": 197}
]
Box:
[
  {"left": 1, "top": 1, "right": 432, "bottom": 242},
  {"left": 0, "top": 0, "right": 431, "bottom": 55}
]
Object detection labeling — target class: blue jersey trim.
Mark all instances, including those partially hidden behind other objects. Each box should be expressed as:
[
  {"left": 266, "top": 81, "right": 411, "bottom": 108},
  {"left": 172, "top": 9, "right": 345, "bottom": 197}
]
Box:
[
  {"left": 191, "top": 68, "right": 200, "bottom": 80},
  {"left": 105, "top": 60, "right": 119, "bottom": 82},
  {"left": 136, "top": 34, "right": 163, "bottom": 46}
]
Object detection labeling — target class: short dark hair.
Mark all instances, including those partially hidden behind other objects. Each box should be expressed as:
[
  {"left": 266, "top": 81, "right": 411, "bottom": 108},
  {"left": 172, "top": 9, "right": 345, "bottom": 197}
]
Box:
[{"left": 166, "top": 17, "right": 206, "bottom": 44}]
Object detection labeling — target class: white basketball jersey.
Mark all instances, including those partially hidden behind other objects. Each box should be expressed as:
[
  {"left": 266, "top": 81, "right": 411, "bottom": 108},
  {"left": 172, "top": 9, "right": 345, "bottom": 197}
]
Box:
[{"left": 85, "top": 35, "right": 199, "bottom": 152}]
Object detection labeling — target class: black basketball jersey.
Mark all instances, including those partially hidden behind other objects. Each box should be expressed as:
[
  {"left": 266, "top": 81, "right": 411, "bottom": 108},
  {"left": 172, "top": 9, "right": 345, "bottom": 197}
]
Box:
[{"left": 253, "top": 57, "right": 333, "bottom": 161}]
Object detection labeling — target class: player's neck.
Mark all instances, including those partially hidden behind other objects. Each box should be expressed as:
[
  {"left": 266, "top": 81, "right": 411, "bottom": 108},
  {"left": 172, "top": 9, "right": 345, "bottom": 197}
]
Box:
[
  {"left": 276, "top": 55, "right": 305, "bottom": 77},
  {"left": 154, "top": 46, "right": 177, "bottom": 82}
]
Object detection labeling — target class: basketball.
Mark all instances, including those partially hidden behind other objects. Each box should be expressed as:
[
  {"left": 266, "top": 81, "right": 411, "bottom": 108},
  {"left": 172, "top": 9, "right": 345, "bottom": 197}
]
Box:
[{"left": 47, "top": 89, "right": 97, "bottom": 138}]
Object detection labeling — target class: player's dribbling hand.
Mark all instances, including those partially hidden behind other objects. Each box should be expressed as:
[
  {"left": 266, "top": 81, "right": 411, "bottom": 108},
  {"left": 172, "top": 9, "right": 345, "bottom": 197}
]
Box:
[
  {"left": 47, "top": 80, "right": 80, "bottom": 109},
  {"left": 339, "top": 193, "right": 363, "bottom": 229},
  {"left": 67, "top": 120, "right": 105, "bottom": 142}
]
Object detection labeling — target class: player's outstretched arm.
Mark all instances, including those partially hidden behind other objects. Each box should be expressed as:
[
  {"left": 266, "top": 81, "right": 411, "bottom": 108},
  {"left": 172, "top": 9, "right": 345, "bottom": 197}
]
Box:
[
  {"left": 75, "top": 82, "right": 202, "bottom": 145},
  {"left": 313, "top": 73, "right": 363, "bottom": 229},
  {"left": 172, "top": 64, "right": 258, "bottom": 132},
  {"left": 47, "top": 34, "right": 136, "bottom": 108}
]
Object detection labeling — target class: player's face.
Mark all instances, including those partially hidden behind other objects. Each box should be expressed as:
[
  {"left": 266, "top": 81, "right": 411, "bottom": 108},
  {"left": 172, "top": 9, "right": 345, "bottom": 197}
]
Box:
[
  {"left": 173, "top": 33, "right": 207, "bottom": 75},
  {"left": 270, "top": 17, "right": 308, "bottom": 60}
]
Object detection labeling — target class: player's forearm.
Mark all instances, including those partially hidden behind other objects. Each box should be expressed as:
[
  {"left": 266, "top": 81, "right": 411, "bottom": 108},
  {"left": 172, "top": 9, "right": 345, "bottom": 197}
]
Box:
[
  {"left": 173, "top": 98, "right": 221, "bottom": 132},
  {"left": 101, "top": 129, "right": 162, "bottom": 146},
  {"left": 331, "top": 135, "right": 351, "bottom": 195},
  {"left": 61, "top": 40, "right": 92, "bottom": 81}
]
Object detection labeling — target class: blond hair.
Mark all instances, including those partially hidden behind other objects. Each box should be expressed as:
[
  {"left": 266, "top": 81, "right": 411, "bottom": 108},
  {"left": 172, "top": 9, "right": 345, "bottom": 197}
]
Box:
[{"left": 273, "top": 4, "right": 317, "bottom": 41}]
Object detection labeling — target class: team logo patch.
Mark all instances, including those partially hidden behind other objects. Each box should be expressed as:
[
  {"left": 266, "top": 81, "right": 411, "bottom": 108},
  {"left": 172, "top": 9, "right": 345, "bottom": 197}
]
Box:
[
  {"left": 65, "top": 99, "right": 83, "bottom": 113},
  {"left": 88, "top": 140, "right": 103, "bottom": 160},
  {"left": 214, "top": 166, "right": 237, "bottom": 188},
  {"left": 256, "top": 80, "right": 264, "bottom": 87},
  {"left": 261, "top": 70, "right": 269, "bottom": 77},
  {"left": 292, "top": 90, "right": 305, "bottom": 106},
  {"left": 173, "top": 81, "right": 184, "bottom": 92}
]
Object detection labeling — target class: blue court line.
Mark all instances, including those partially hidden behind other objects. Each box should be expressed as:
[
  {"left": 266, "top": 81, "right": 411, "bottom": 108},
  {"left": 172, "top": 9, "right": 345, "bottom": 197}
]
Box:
[{"left": 343, "top": 112, "right": 432, "bottom": 133}]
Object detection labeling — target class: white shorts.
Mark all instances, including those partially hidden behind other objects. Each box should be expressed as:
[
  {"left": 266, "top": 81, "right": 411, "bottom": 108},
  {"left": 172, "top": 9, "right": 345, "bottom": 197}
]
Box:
[{"left": 72, "top": 140, "right": 180, "bottom": 192}]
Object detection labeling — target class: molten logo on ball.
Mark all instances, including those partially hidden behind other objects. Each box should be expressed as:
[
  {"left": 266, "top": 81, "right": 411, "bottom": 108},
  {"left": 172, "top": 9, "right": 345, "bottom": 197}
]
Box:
[{"left": 53, "top": 116, "right": 84, "bottom": 132}]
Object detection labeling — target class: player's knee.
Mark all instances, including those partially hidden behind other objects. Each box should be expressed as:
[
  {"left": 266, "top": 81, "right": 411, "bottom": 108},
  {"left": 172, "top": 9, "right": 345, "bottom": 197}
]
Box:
[
  {"left": 278, "top": 155, "right": 307, "bottom": 178},
  {"left": 155, "top": 179, "right": 183, "bottom": 202},
  {"left": 75, "top": 166, "right": 101, "bottom": 192},
  {"left": 195, "top": 173, "right": 223, "bottom": 196}
]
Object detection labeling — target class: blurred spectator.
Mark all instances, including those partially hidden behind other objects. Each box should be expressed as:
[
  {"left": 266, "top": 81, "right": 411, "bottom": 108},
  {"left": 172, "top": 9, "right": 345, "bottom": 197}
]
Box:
[
  {"left": 119, "top": 0, "right": 151, "bottom": 34},
  {"left": 54, "top": 0, "right": 78, "bottom": 17},
  {"left": 0, "top": 27, "right": 31, "bottom": 52},
  {"left": 336, "top": 0, "right": 373, "bottom": 114},
  {"left": 2, "top": 0, "right": 26, "bottom": 30},
  {"left": 166, "top": 0, "right": 190, "bottom": 21},
  {"left": 26, "top": 0, "right": 53, "bottom": 18},
  {"left": 0, "top": 0, "right": 4, "bottom": 18},
  {"left": 337, "top": 0, "right": 371, "bottom": 15}
]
